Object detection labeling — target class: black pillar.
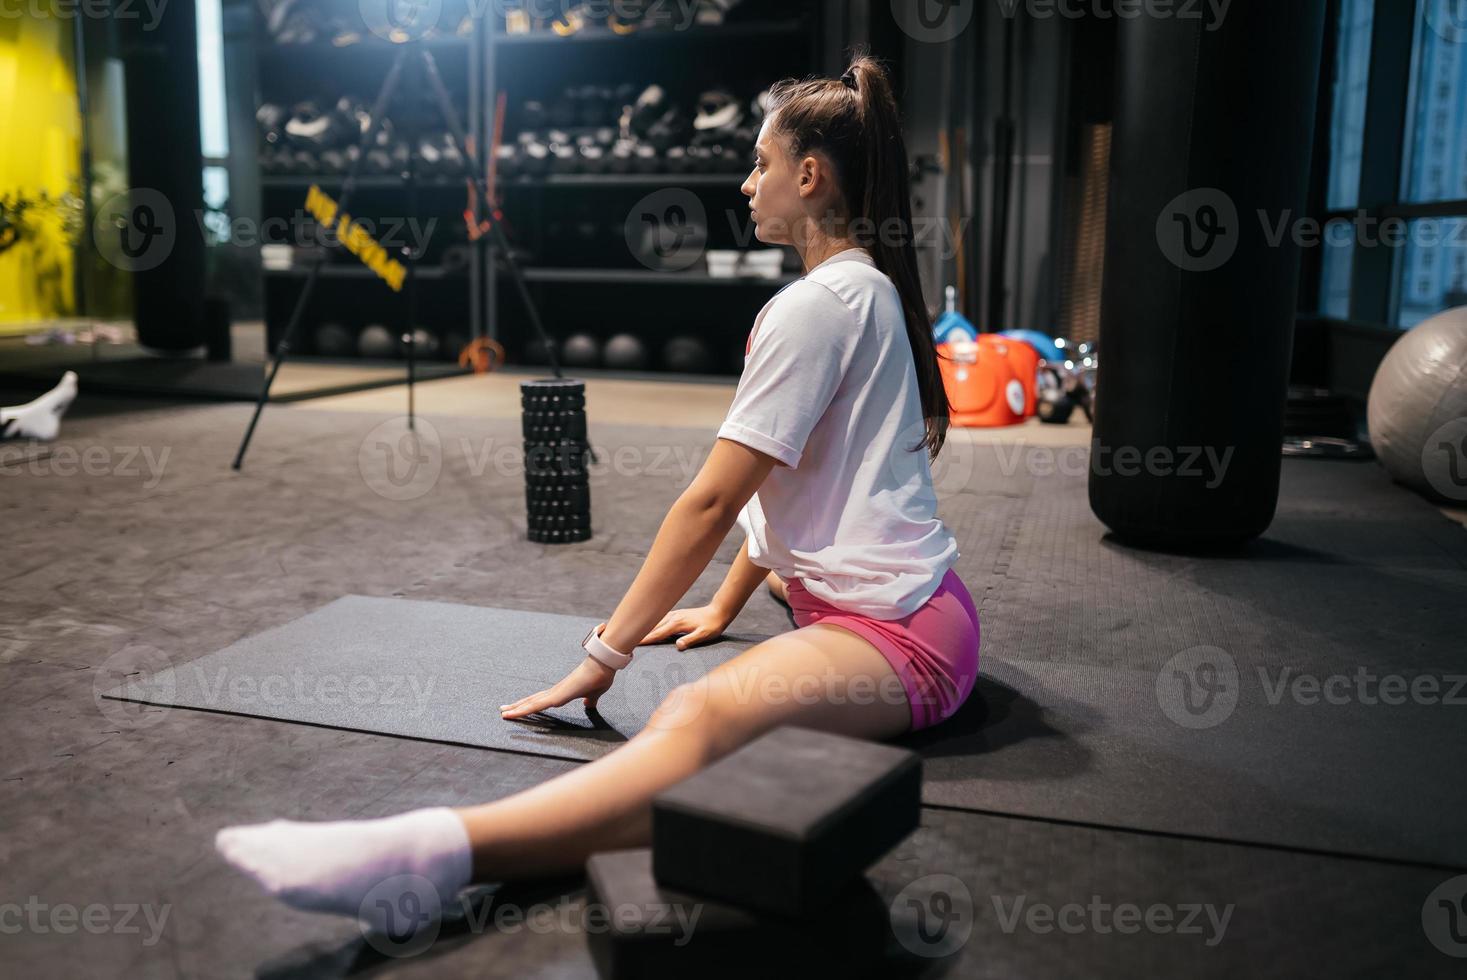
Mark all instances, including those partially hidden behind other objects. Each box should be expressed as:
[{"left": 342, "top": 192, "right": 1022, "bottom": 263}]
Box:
[
  {"left": 1089, "top": 0, "right": 1328, "bottom": 549},
  {"left": 120, "top": 2, "right": 205, "bottom": 351}
]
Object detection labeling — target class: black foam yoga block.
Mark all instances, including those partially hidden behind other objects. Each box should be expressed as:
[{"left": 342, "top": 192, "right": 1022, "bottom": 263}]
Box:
[
  {"left": 584, "top": 848, "right": 889, "bottom": 980},
  {"left": 651, "top": 726, "right": 920, "bottom": 918}
]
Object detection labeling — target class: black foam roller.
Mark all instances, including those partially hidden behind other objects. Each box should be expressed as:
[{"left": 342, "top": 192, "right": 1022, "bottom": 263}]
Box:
[{"left": 521, "top": 379, "right": 591, "bottom": 543}]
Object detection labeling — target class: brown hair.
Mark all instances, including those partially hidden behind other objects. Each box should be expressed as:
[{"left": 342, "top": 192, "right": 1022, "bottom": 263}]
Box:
[{"left": 765, "top": 49, "right": 949, "bottom": 461}]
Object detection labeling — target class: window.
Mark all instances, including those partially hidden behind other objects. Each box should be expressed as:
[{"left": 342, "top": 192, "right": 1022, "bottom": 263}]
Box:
[
  {"left": 1319, "top": 219, "right": 1356, "bottom": 318},
  {"left": 197, "top": 0, "right": 231, "bottom": 243},
  {"left": 1308, "top": 1, "right": 1467, "bottom": 328},
  {"left": 1327, "top": 0, "right": 1375, "bottom": 211},
  {"left": 1396, "top": 216, "right": 1467, "bottom": 328},
  {"left": 1402, "top": 2, "right": 1467, "bottom": 205}
]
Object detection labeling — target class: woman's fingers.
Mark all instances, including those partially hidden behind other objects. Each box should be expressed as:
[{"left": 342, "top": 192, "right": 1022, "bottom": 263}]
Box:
[
  {"left": 500, "top": 685, "right": 567, "bottom": 720},
  {"left": 499, "top": 693, "right": 542, "bottom": 719},
  {"left": 642, "top": 615, "right": 688, "bottom": 645},
  {"left": 503, "top": 695, "right": 554, "bottom": 719},
  {"left": 504, "top": 685, "right": 552, "bottom": 710},
  {"left": 675, "top": 627, "right": 715, "bottom": 650}
]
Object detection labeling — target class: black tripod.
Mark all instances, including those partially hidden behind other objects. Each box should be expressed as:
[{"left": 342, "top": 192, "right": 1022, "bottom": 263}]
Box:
[{"left": 232, "top": 42, "right": 564, "bottom": 470}]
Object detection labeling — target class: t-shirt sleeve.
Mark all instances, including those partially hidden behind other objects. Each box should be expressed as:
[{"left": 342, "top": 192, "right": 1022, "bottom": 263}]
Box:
[{"left": 716, "top": 280, "right": 861, "bottom": 468}]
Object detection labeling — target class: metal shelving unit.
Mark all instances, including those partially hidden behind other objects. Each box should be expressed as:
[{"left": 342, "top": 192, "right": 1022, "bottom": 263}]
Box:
[
  {"left": 255, "top": 23, "right": 485, "bottom": 361},
  {"left": 491, "top": 19, "right": 810, "bottom": 46},
  {"left": 517, "top": 268, "right": 799, "bottom": 286},
  {"left": 480, "top": 2, "right": 830, "bottom": 376}
]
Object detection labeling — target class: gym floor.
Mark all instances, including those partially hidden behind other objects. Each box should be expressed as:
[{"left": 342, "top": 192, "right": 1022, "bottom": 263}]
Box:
[{"left": 4, "top": 373, "right": 1465, "bottom": 978}]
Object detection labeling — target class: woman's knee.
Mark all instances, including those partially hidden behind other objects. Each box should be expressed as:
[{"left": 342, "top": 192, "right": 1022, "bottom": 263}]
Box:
[
  {"left": 644, "top": 680, "right": 719, "bottom": 757},
  {"left": 644, "top": 676, "right": 765, "bottom": 764}
]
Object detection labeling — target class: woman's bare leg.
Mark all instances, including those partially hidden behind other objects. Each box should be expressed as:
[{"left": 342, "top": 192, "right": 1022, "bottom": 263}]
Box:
[
  {"left": 212, "top": 625, "right": 910, "bottom": 926},
  {"left": 457, "top": 623, "right": 910, "bottom": 880}
]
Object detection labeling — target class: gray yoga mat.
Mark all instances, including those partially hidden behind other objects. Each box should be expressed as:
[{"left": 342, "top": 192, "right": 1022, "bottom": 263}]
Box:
[
  {"left": 104, "top": 592, "right": 1467, "bottom": 869},
  {"left": 102, "top": 595, "right": 757, "bottom": 758}
]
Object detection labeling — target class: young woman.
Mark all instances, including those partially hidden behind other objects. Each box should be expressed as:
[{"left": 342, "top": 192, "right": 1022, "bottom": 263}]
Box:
[{"left": 216, "top": 53, "right": 981, "bottom": 933}]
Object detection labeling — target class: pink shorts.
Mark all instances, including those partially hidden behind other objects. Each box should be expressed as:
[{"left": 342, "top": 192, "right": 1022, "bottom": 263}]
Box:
[{"left": 785, "top": 568, "right": 981, "bottom": 732}]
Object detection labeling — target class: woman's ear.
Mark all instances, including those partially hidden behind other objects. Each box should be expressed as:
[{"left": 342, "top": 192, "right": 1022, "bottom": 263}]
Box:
[{"left": 797, "top": 155, "right": 823, "bottom": 198}]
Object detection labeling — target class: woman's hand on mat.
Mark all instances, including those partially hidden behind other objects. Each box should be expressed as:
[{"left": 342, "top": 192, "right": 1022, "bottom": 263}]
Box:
[
  {"left": 500, "top": 652, "right": 616, "bottom": 720},
  {"left": 641, "top": 605, "right": 732, "bottom": 651}
]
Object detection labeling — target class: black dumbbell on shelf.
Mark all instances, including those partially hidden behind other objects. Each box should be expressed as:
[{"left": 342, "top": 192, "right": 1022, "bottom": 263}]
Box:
[
  {"left": 501, "top": 83, "right": 764, "bottom": 180},
  {"left": 663, "top": 146, "right": 689, "bottom": 174},
  {"left": 577, "top": 144, "right": 609, "bottom": 174},
  {"left": 632, "top": 143, "right": 659, "bottom": 173},
  {"left": 608, "top": 140, "right": 635, "bottom": 174},
  {"left": 494, "top": 143, "right": 521, "bottom": 179},
  {"left": 517, "top": 135, "right": 551, "bottom": 176}
]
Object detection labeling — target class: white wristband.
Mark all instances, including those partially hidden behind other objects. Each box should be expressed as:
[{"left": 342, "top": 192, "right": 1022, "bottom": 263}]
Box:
[{"left": 583, "top": 624, "right": 634, "bottom": 671}]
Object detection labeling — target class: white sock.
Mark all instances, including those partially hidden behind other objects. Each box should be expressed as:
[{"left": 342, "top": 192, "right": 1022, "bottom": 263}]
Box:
[
  {"left": 1, "top": 371, "right": 78, "bottom": 441},
  {"left": 214, "top": 807, "right": 473, "bottom": 935}
]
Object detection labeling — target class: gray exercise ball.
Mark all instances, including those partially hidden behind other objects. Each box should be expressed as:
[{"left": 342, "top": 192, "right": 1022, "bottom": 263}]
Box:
[
  {"left": 314, "top": 321, "right": 354, "bottom": 358},
  {"left": 358, "top": 323, "right": 396, "bottom": 359},
  {"left": 1366, "top": 305, "right": 1467, "bottom": 504},
  {"left": 604, "top": 333, "right": 649, "bottom": 370},
  {"left": 400, "top": 327, "right": 439, "bottom": 359},
  {"left": 562, "top": 333, "right": 601, "bottom": 369},
  {"left": 663, "top": 335, "right": 712, "bottom": 374}
]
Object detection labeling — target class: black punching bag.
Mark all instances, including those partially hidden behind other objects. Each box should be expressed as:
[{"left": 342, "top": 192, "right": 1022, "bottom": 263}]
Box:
[
  {"left": 120, "top": 6, "right": 206, "bottom": 351},
  {"left": 1088, "top": 1, "right": 1327, "bottom": 549}
]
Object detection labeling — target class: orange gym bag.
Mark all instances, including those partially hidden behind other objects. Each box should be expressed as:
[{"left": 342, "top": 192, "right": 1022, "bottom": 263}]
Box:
[{"left": 937, "top": 336, "right": 1037, "bottom": 428}]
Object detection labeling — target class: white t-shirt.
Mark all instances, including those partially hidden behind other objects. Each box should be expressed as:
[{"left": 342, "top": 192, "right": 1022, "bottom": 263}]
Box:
[{"left": 717, "top": 247, "right": 959, "bottom": 620}]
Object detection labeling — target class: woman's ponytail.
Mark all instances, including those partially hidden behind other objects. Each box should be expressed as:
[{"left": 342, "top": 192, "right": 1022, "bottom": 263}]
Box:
[{"left": 767, "top": 51, "right": 950, "bottom": 461}]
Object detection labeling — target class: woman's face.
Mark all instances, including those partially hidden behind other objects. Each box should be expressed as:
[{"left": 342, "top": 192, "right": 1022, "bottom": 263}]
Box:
[{"left": 741, "top": 116, "right": 835, "bottom": 247}]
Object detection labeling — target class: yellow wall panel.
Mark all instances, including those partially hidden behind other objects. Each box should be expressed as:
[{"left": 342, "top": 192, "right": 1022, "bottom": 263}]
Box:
[{"left": 0, "top": 11, "right": 81, "bottom": 332}]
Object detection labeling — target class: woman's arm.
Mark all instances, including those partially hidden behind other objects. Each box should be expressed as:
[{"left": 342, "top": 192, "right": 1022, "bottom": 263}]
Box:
[
  {"left": 638, "top": 536, "right": 770, "bottom": 651},
  {"left": 503, "top": 438, "right": 775, "bottom": 720},
  {"left": 597, "top": 439, "right": 776, "bottom": 654},
  {"left": 710, "top": 537, "right": 770, "bottom": 623}
]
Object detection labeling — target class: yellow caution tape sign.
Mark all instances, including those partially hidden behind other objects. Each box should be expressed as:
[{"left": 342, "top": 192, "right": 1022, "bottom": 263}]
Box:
[{"left": 305, "top": 184, "right": 407, "bottom": 293}]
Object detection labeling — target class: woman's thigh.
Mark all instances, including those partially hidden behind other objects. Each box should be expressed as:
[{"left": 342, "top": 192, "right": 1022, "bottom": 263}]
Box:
[{"left": 653, "top": 623, "right": 913, "bottom": 758}]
